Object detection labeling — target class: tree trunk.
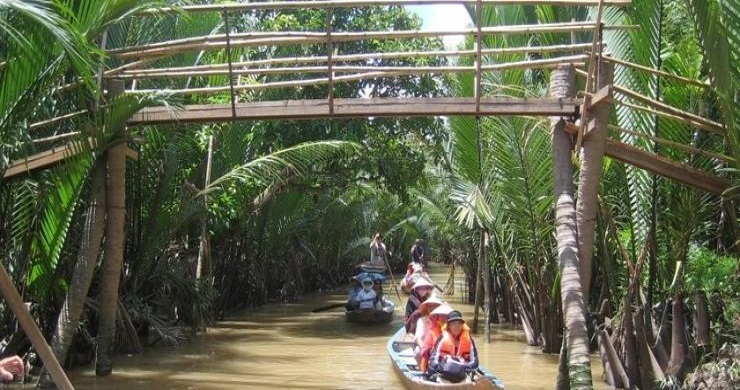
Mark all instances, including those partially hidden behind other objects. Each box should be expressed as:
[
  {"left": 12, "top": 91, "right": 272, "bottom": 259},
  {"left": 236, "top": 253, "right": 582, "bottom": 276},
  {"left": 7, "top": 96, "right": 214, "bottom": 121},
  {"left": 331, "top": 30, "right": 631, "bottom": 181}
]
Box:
[
  {"left": 550, "top": 65, "right": 593, "bottom": 390},
  {"left": 95, "top": 142, "right": 126, "bottom": 376},
  {"left": 575, "top": 61, "right": 614, "bottom": 302},
  {"left": 472, "top": 229, "right": 485, "bottom": 333},
  {"left": 95, "top": 79, "right": 128, "bottom": 376},
  {"left": 39, "top": 160, "right": 107, "bottom": 387},
  {"left": 483, "top": 231, "right": 491, "bottom": 341},
  {"left": 597, "top": 325, "right": 628, "bottom": 388},
  {"left": 634, "top": 308, "right": 665, "bottom": 390},
  {"left": 557, "top": 337, "right": 571, "bottom": 390},
  {"left": 622, "top": 300, "right": 640, "bottom": 388},
  {"left": 666, "top": 294, "right": 689, "bottom": 378},
  {"left": 693, "top": 290, "right": 710, "bottom": 350}
]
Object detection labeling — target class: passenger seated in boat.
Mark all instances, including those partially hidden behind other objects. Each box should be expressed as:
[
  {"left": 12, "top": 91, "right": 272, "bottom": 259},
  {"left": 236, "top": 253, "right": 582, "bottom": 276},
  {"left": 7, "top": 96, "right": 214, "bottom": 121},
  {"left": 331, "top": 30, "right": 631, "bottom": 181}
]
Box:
[
  {"left": 401, "top": 263, "right": 425, "bottom": 293},
  {"left": 345, "top": 276, "right": 362, "bottom": 311},
  {"left": 406, "top": 295, "right": 443, "bottom": 335},
  {"left": 355, "top": 277, "right": 378, "bottom": 310},
  {"left": 404, "top": 278, "right": 435, "bottom": 322},
  {"left": 427, "top": 310, "right": 479, "bottom": 383},
  {"left": 417, "top": 304, "right": 453, "bottom": 373}
]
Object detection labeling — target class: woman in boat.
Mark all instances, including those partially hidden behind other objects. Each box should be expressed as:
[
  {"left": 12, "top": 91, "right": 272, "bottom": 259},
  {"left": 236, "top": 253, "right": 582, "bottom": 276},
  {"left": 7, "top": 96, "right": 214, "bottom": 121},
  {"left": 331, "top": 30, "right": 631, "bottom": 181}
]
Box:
[
  {"left": 369, "top": 232, "right": 387, "bottom": 264},
  {"left": 401, "top": 262, "right": 427, "bottom": 293},
  {"left": 406, "top": 295, "right": 443, "bottom": 335},
  {"left": 355, "top": 277, "right": 377, "bottom": 310},
  {"left": 427, "top": 310, "right": 479, "bottom": 383},
  {"left": 417, "top": 304, "right": 454, "bottom": 373},
  {"left": 404, "top": 278, "right": 435, "bottom": 323},
  {"left": 345, "top": 276, "right": 362, "bottom": 311}
]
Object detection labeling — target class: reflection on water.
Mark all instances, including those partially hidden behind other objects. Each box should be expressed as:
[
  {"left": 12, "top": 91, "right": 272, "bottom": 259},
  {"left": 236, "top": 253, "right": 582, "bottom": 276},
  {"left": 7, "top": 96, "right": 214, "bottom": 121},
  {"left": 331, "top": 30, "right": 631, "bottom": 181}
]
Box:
[{"left": 68, "top": 265, "right": 610, "bottom": 389}]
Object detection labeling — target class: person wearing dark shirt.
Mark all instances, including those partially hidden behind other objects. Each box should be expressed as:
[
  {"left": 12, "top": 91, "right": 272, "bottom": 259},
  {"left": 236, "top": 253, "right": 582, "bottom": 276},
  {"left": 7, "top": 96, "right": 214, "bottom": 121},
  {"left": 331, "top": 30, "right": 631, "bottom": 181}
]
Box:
[{"left": 410, "top": 239, "right": 425, "bottom": 267}]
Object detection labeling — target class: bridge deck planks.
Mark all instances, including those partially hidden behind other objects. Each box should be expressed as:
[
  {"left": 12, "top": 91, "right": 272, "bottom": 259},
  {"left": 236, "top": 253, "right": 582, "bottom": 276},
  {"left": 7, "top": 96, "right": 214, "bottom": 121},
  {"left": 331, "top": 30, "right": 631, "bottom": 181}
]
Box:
[{"left": 129, "top": 97, "right": 582, "bottom": 124}]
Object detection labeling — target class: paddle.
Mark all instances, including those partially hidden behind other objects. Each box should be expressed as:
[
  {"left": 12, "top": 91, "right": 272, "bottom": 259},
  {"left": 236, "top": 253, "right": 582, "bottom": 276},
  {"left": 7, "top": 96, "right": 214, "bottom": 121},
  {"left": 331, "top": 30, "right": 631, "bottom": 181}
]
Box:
[
  {"left": 420, "top": 275, "right": 444, "bottom": 293},
  {"left": 384, "top": 253, "right": 403, "bottom": 303},
  {"left": 311, "top": 302, "right": 345, "bottom": 313},
  {"left": 311, "top": 297, "right": 380, "bottom": 313}
]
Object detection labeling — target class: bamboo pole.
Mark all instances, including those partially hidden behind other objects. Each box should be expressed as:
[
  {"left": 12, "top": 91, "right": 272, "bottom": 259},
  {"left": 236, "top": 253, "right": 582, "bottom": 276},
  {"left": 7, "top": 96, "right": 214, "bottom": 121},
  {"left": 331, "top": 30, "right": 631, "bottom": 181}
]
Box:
[
  {"left": 131, "top": 71, "right": 393, "bottom": 94},
  {"left": 474, "top": 0, "right": 483, "bottom": 116},
  {"left": 326, "top": 9, "right": 335, "bottom": 114},
  {"left": 29, "top": 110, "right": 88, "bottom": 131},
  {"left": 613, "top": 85, "right": 725, "bottom": 133},
  {"left": 52, "top": 60, "right": 155, "bottom": 94},
  {"left": 0, "top": 266, "right": 75, "bottom": 390},
  {"left": 111, "top": 23, "right": 597, "bottom": 54},
  {"left": 600, "top": 54, "right": 709, "bottom": 89},
  {"left": 110, "top": 23, "right": 634, "bottom": 59},
  {"left": 115, "top": 55, "right": 588, "bottom": 80},
  {"left": 223, "top": 11, "right": 237, "bottom": 117},
  {"left": 575, "top": 0, "right": 605, "bottom": 152},
  {"left": 111, "top": 42, "right": 597, "bottom": 76},
  {"left": 128, "top": 58, "right": 587, "bottom": 95},
  {"left": 615, "top": 101, "right": 724, "bottom": 135},
  {"left": 118, "top": 65, "right": 473, "bottom": 79},
  {"left": 609, "top": 125, "right": 733, "bottom": 163},
  {"left": 32, "top": 132, "right": 82, "bottom": 143},
  {"left": 145, "top": 0, "right": 633, "bottom": 14}
]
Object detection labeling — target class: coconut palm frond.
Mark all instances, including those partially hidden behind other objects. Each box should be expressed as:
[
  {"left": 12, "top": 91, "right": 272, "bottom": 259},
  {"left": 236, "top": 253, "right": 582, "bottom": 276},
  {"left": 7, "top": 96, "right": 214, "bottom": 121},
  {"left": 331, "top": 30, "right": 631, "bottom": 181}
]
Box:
[
  {"left": 203, "top": 141, "right": 361, "bottom": 194},
  {"left": 25, "top": 141, "right": 94, "bottom": 297},
  {"left": 685, "top": 0, "right": 740, "bottom": 175},
  {"left": 602, "top": 0, "right": 665, "bottom": 247}
]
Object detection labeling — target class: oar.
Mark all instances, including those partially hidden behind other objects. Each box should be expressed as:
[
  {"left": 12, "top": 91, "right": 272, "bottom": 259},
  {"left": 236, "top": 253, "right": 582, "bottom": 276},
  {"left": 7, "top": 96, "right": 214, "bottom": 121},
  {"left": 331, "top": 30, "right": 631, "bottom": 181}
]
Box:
[
  {"left": 384, "top": 253, "right": 403, "bottom": 303},
  {"left": 420, "top": 275, "right": 444, "bottom": 293},
  {"left": 311, "top": 302, "right": 346, "bottom": 313}
]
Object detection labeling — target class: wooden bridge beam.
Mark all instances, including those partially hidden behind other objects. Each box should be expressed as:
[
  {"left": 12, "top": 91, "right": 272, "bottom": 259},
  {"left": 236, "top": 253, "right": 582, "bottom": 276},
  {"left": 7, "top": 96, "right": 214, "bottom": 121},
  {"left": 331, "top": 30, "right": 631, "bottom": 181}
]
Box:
[
  {"left": 605, "top": 140, "right": 730, "bottom": 195},
  {"left": 128, "top": 97, "right": 582, "bottom": 125}
]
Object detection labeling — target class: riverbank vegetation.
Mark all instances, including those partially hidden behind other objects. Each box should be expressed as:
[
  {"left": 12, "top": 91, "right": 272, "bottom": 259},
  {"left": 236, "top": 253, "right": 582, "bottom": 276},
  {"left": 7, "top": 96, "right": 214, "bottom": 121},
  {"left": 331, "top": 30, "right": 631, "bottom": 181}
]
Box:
[{"left": 0, "top": 1, "right": 737, "bottom": 389}]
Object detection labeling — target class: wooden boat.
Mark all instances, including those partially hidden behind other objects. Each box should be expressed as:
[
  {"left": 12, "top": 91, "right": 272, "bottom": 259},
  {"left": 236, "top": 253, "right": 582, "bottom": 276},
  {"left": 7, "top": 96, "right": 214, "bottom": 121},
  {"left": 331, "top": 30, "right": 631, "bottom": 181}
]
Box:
[
  {"left": 358, "top": 261, "right": 387, "bottom": 274},
  {"left": 387, "top": 326, "right": 504, "bottom": 390},
  {"left": 345, "top": 298, "right": 395, "bottom": 324}
]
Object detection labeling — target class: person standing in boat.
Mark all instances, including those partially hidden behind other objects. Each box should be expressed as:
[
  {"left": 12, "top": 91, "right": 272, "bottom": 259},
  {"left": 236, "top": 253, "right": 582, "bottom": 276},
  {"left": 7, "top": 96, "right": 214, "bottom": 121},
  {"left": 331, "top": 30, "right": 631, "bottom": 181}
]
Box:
[
  {"left": 369, "top": 232, "right": 387, "bottom": 264},
  {"left": 404, "top": 278, "right": 435, "bottom": 323},
  {"left": 427, "top": 310, "right": 479, "bottom": 383},
  {"left": 410, "top": 239, "right": 425, "bottom": 268},
  {"left": 355, "top": 277, "right": 377, "bottom": 310}
]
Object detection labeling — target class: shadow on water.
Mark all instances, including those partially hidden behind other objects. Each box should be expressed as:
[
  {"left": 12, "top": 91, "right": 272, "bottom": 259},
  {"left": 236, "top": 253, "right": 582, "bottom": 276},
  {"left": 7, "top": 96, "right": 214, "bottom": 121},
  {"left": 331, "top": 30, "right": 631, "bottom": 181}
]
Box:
[{"left": 66, "top": 263, "right": 611, "bottom": 390}]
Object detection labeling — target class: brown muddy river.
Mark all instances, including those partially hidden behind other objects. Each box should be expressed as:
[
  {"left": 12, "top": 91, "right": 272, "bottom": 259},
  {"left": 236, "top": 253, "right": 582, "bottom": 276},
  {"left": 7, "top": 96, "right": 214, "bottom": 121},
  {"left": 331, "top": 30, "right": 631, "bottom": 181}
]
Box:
[{"left": 68, "top": 265, "right": 611, "bottom": 389}]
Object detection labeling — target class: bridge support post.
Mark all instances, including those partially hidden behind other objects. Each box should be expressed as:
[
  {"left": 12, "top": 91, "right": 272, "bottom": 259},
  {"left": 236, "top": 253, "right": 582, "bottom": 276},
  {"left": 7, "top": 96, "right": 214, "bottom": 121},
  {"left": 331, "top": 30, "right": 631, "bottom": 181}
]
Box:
[
  {"left": 551, "top": 64, "right": 593, "bottom": 390},
  {"left": 96, "top": 79, "right": 127, "bottom": 376},
  {"left": 575, "top": 60, "right": 614, "bottom": 301}
]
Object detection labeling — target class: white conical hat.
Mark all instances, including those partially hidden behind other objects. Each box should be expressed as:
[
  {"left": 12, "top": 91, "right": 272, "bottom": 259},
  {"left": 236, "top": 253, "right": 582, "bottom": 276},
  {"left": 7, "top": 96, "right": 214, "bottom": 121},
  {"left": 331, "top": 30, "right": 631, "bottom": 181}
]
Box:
[
  {"left": 419, "top": 295, "right": 444, "bottom": 311},
  {"left": 411, "top": 277, "right": 434, "bottom": 290},
  {"left": 430, "top": 304, "right": 454, "bottom": 318}
]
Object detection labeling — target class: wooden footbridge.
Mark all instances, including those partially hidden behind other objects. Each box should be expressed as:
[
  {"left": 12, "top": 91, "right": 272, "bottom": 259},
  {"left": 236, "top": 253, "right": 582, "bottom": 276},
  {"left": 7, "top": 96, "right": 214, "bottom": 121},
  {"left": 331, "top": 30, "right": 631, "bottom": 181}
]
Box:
[
  {"left": 1, "top": 1, "right": 736, "bottom": 389},
  {"left": 8, "top": 0, "right": 731, "bottom": 194}
]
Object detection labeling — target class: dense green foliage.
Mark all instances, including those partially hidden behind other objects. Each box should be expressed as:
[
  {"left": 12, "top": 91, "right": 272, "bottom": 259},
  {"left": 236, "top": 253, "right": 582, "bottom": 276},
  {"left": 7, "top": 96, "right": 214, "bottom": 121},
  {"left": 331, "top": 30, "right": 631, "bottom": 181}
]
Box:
[{"left": 0, "top": 0, "right": 737, "bottom": 387}]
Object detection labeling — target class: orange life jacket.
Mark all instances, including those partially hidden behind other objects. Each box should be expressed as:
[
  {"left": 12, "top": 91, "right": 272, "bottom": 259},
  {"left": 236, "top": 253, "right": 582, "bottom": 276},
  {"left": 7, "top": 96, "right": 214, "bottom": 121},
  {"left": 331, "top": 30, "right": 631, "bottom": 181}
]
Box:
[
  {"left": 436, "top": 324, "right": 472, "bottom": 360},
  {"left": 419, "top": 322, "right": 443, "bottom": 372}
]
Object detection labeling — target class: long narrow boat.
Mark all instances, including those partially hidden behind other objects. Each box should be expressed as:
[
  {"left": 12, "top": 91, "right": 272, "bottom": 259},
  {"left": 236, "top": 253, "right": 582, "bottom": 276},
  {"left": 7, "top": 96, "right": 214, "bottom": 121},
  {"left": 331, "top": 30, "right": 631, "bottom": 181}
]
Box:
[
  {"left": 387, "top": 326, "right": 504, "bottom": 389},
  {"left": 345, "top": 298, "right": 395, "bottom": 324}
]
